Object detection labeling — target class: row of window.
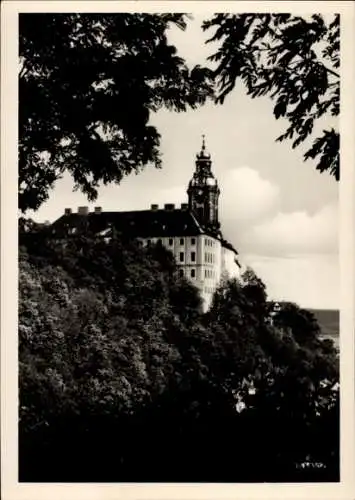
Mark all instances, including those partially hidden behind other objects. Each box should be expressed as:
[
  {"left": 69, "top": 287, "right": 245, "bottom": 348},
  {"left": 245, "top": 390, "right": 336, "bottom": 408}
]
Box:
[
  {"left": 178, "top": 268, "right": 216, "bottom": 280},
  {"left": 143, "top": 237, "right": 217, "bottom": 247},
  {"left": 179, "top": 268, "right": 196, "bottom": 279},
  {"left": 205, "top": 238, "right": 215, "bottom": 247},
  {"left": 204, "top": 286, "right": 214, "bottom": 294},
  {"left": 144, "top": 237, "right": 196, "bottom": 247},
  {"left": 205, "top": 269, "right": 216, "bottom": 279},
  {"left": 205, "top": 252, "right": 215, "bottom": 264},
  {"left": 179, "top": 251, "right": 196, "bottom": 262}
]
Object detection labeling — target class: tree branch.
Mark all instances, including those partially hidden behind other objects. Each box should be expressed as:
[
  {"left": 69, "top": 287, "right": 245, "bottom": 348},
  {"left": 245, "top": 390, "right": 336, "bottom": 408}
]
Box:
[{"left": 322, "top": 65, "right": 340, "bottom": 79}]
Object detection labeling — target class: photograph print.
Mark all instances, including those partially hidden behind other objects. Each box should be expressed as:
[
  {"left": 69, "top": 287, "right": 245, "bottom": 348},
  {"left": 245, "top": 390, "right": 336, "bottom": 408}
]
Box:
[{"left": 17, "top": 8, "right": 341, "bottom": 484}]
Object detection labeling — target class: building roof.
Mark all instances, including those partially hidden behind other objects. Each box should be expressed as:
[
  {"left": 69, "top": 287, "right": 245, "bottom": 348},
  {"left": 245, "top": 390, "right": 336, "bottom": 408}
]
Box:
[
  {"left": 52, "top": 206, "right": 239, "bottom": 256},
  {"left": 53, "top": 208, "right": 204, "bottom": 238}
]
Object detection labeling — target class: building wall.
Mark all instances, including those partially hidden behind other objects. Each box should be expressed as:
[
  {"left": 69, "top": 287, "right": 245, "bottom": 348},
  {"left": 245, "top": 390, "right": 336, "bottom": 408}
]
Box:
[
  {"left": 221, "top": 246, "right": 241, "bottom": 280},
  {"left": 139, "top": 234, "right": 241, "bottom": 312}
]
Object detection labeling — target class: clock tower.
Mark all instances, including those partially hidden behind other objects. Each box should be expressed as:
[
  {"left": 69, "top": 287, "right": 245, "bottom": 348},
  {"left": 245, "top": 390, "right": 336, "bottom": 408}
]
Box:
[{"left": 187, "top": 136, "right": 220, "bottom": 233}]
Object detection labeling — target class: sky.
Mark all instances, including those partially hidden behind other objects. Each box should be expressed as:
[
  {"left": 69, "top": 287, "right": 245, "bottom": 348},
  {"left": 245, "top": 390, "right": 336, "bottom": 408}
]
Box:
[{"left": 30, "top": 14, "right": 339, "bottom": 310}]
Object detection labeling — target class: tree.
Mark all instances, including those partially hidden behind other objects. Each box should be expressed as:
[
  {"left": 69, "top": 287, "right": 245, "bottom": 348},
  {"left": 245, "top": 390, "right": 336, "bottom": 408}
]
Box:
[
  {"left": 203, "top": 14, "right": 340, "bottom": 179},
  {"left": 203, "top": 275, "right": 339, "bottom": 480},
  {"left": 19, "top": 225, "right": 339, "bottom": 482},
  {"left": 19, "top": 228, "right": 205, "bottom": 481},
  {"left": 19, "top": 14, "right": 213, "bottom": 212}
]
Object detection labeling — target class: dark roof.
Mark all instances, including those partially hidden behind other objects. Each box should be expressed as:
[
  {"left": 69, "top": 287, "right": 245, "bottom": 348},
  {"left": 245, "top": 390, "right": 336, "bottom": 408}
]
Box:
[
  {"left": 52, "top": 208, "right": 239, "bottom": 256},
  {"left": 220, "top": 238, "right": 239, "bottom": 256},
  {"left": 53, "top": 209, "right": 205, "bottom": 238}
]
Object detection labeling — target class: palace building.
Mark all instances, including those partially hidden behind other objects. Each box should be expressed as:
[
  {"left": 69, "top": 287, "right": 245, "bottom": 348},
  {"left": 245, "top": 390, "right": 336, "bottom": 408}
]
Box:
[{"left": 52, "top": 137, "right": 241, "bottom": 310}]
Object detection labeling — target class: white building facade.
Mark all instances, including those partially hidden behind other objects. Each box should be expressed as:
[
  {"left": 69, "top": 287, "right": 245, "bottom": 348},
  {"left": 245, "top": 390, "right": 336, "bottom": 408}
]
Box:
[{"left": 138, "top": 232, "right": 240, "bottom": 310}]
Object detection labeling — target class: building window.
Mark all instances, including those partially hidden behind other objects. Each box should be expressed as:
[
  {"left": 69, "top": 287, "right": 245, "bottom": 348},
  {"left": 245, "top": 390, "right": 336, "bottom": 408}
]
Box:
[
  {"left": 191, "top": 251, "right": 196, "bottom": 262},
  {"left": 169, "top": 238, "right": 173, "bottom": 246},
  {"left": 157, "top": 239, "right": 162, "bottom": 246},
  {"left": 180, "top": 238, "right": 184, "bottom": 245},
  {"left": 191, "top": 269, "right": 196, "bottom": 278},
  {"left": 191, "top": 238, "right": 196, "bottom": 245},
  {"left": 179, "top": 252, "right": 184, "bottom": 262},
  {"left": 147, "top": 239, "right": 151, "bottom": 247},
  {"left": 179, "top": 268, "right": 184, "bottom": 277}
]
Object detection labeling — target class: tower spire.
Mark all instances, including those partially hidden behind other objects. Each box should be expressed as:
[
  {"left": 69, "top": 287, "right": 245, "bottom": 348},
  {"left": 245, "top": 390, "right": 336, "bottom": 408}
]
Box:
[
  {"left": 197, "top": 134, "right": 210, "bottom": 160},
  {"left": 188, "top": 138, "right": 220, "bottom": 232}
]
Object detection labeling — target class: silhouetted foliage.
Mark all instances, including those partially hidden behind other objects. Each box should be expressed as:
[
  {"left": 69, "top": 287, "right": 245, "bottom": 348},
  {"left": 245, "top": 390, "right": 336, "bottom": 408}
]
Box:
[
  {"left": 19, "top": 225, "right": 339, "bottom": 482},
  {"left": 203, "top": 14, "right": 340, "bottom": 179},
  {"left": 19, "top": 13, "right": 214, "bottom": 212}
]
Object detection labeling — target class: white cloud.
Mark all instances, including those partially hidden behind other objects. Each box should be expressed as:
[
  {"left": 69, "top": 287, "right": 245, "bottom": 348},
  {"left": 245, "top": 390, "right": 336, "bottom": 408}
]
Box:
[
  {"left": 244, "top": 202, "right": 338, "bottom": 256},
  {"left": 216, "top": 166, "right": 338, "bottom": 258},
  {"left": 220, "top": 166, "right": 280, "bottom": 228}
]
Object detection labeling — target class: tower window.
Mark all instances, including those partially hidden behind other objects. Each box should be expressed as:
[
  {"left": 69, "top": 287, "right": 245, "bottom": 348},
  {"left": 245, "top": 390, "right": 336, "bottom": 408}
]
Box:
[
  {"left": 191, "top": 251, "right": 196, "bottom": 262},
  {"left": 179, "top": 252, "right": 184, "bottom": 262},
  {"left": 147, "top": 239, "right": 151, "bottom": 247},
  {"left": 180, "top": 238, "right": 184, "bottom": 245},
  {"left": 179, "top": 268, "right": 184, "bottom": 277},
  {"left": 191, "top": 238, "right": 196, "bottom": 245},
  {"left": 191, "top": 269, "right": 196, "bottom": 278},
  {"left": 169, "top": 238, "right": 173, "bottom": 246},
  {"left": 157, "top": 239, "right": 162, "bottom": 246}
]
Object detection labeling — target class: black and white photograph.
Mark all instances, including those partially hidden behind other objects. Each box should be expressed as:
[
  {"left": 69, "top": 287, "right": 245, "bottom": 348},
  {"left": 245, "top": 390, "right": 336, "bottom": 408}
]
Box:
[{"left": 1, "top": 1, "right": 355, "bottom": 498}]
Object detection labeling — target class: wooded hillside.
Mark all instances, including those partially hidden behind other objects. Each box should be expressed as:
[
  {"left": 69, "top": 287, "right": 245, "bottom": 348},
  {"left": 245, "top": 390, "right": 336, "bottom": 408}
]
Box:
[{"left": 19, "top": 224, "right": 339, "bottom": 482}]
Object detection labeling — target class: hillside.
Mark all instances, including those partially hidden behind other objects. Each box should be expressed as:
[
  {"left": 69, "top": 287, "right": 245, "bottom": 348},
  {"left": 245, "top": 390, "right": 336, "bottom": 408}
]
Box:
[{"left": 18, "top": 228, "right": 340, "bottom": 482}]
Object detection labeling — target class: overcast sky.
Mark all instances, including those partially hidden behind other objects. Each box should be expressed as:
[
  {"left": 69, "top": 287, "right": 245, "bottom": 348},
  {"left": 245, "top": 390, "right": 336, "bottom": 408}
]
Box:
[{"left": 30, "top": 14, "right": 339, "bottom": 310}]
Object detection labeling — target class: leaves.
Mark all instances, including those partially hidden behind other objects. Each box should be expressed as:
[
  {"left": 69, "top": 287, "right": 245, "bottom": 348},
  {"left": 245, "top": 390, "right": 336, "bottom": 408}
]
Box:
[
  {"left": 19, "top": 227, "right": 339, "bottom": 481},
  {"left": 204, "top": 14, "right": 340, "bottom": 180},
  {"left": 19, "top": 14, "right": 214, "bottom": 212},
  {"left": 304, "top": 129, "right": 339, "bottom": 178}
]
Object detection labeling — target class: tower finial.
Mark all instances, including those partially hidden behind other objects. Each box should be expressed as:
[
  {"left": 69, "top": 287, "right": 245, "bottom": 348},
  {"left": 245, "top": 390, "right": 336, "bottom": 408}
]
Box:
[{"left": 202, "top": 134, "right": 206, "bottom": 152}]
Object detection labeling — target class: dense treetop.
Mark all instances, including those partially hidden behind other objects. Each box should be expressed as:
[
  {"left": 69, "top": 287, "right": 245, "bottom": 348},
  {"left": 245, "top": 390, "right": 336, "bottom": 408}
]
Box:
[
  {"left": 19, "top": 225, "right": 339, "bottom": 482},
  {"left": 19, "top": 14, "right": 213, "bottom": 212}
]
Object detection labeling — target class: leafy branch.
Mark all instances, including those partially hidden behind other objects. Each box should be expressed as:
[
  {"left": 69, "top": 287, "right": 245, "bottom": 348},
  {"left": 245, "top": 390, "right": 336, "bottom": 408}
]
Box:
[{"left": 203, "top": 13, "right": 340, "bottom": 180}]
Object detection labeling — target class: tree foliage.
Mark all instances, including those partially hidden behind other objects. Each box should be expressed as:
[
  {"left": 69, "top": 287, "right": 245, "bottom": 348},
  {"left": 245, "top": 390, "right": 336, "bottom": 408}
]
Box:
[
  {"left": 19, "top": 225, "right": 339, "bottom": 482},
  {"left": 19, "top": 13, "right": 213, "bottom": 212},
  {"left": 203, "top": 14, "right": 340, "bottom": 179}
]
